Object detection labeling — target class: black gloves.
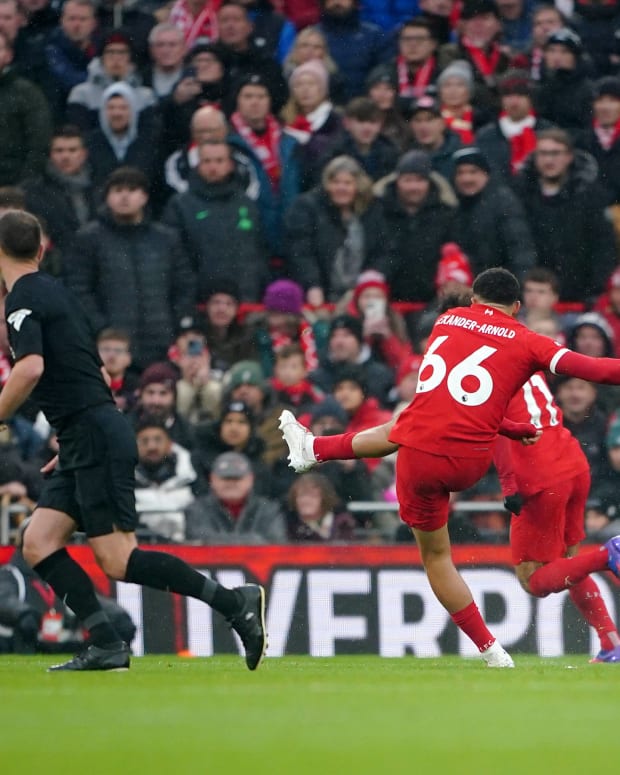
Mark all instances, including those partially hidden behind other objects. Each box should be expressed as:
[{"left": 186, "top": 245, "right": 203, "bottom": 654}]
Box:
[{"left": 504, "top": 493, "right": 523, "bottom": 516}]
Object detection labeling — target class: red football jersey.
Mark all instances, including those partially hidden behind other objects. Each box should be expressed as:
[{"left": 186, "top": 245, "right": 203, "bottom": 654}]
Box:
[
  {"left": 497, "top": 372, "right": 589, "bottom": 496},
  {"left": 389, "top": 304, "right": 569, "bottom": 457}
]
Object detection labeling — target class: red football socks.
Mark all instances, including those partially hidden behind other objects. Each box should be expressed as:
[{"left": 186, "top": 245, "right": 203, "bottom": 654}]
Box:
[
  {"left": 528, "top": 548, "right": 609, "bottom": 597},
  {"left": 450, "top": 601, "right": 496, "bottom": 652},
  {"left": 313, "top": 432, "right": 357, "bottom": 462},
  {"left": 569, "top": 577, "right": 619, "bottom": 652}
]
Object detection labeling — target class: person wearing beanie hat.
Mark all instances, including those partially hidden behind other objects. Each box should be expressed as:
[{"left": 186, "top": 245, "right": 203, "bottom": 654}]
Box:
[
  {"left": 375, "top": 143, "right": 456, "bottom": 305},
  {"left": 201, "top": 278, "right": 260, "bottom": 379},
  {"left": 537, "top": 27, "right": 592, "bottom": 135},
  {"left": 544, "top": 27, "right": 582, "bottom": 59},
  {"left": 191, "top": 397, "right": 272, "bottom": 485},
  {"left": 288, "top": 58, "right": 329, "bottom": 94},
  {"left": 435, "top": 242, "right": 474, "bottom": 290},
  {"left": 252, "top": 279, "right": 328, "bottom": 379},
  {"left": 138, "top": 363, "right": 178, "bottom": 393},
  {"left": 345, "top": 269, "right": 416, "bottom": 373},
  {"left": 133, "top": 362, "right": 197, "bottom": 451},
  {"left": 263, "top": 279, "right": 304, "bottom": 315},
  {"left": 310, "top": 313, "right": 395, "bottom": 406},
  {"left": 568, "top": 312, "right": 615, "bottom": 358},
  {"left": 395, "top": 149, "right": 433, "bottom": 178},
  {"left": 437, "top": 60, "right": 478, "bottom": 145},
  {"left": 365, "top": 64, "right": 411, "bottom": 152},
  {"left": 212, "top": 1, "right": 288, "bottom": 113},
  {"left": 476, "top": 70, "right": 552, "bottom": 183},
  {"left": 406, "top": 93, "right": 462, "bottom": 181},
  {"left": 446, "top": 0, "right": 510, "bottom": 119},
  {"left": 228, "top": 72, "right": 302, "bottom": 252},
  {"left": 452, "top": 146, "right": 537, "bottom": 281},
  {"left": 452, "top": 145, "right": 491, "bottom": 174},
  {"left": 281, "top": 58, "right": 343, "bottom": 185}
]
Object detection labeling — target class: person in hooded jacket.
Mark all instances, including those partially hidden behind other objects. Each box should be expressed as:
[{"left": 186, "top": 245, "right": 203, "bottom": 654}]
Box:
[
  {"left": 191, "top": 399, "right": 277, "bottom": 497},
  {"left": 66, "top": 30, "right": 156, "bottom": 132},
  {"left": 85, "top": 80, "right": 162, "bottom": 195}
]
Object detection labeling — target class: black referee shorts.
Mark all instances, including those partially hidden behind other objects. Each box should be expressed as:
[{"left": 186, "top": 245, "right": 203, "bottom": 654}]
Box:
[{"left": 37, "top": 404, "right": 139, "bottom": 538}]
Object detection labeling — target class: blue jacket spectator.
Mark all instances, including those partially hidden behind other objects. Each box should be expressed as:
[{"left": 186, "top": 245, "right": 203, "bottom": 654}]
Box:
[{"left": 317, "top": 0, "right": 393, "bottom": 99}]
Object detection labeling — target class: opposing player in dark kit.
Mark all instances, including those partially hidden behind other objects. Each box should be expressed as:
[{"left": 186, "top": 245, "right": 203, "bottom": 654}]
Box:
[
  {"left": 0, "top": 210, "right": 267, "bottom": 671},
  {"left": 280, "top": 268, "right": 620, "bottom": 667}
]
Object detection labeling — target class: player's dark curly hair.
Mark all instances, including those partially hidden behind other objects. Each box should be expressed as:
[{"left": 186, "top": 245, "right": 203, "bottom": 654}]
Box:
[
  {"left": 0, "top": 210, "right": 41, "bottom": 261},
  {"left": 472, "top": 268, "right": 520, "bottom": 306}
]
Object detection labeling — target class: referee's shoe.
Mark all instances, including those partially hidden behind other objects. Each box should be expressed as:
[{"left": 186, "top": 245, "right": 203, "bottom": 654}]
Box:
[
  {"left": 48, "top": 642, "right": 130, "bottom": 672},
  {"left": 228, "top": 584, "right": 267, "bottom": 670}
]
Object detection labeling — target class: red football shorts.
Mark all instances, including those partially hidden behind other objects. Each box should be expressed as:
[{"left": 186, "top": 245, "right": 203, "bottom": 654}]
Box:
[
  {"left": 395, "top": 446, "right": 493, "bottom": 532},
  {"left": 510, "top": 469, "right": 590, "bottom": 565}
]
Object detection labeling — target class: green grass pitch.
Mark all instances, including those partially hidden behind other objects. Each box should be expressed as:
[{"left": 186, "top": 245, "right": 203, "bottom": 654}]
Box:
[{"left": 0, "top": 655, "right": 617, "bottom": 774}]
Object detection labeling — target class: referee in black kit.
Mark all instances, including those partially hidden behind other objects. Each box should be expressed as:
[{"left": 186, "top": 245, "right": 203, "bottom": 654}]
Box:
[{"left": 0, "top": 210, "right": 267, "bottom": 672}]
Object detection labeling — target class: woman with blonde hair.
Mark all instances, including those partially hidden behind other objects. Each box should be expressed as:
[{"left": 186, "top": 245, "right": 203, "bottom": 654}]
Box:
[
  {"left": 283, "top": 155, "right": 386, "bottom": 307},
  {"left": 283, "top": 26, "right": 346, "bottom": 103},
  {"left": 281, "top": 59, "right": 343, "bottom": 188}
]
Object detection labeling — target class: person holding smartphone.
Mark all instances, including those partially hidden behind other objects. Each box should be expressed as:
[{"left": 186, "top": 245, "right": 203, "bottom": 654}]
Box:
[
  {"left": 337, "top": 269, "right": 416, "bottom": 372},
  {"left": 168, "top": 319, "right": 222, "bottom": 424}
]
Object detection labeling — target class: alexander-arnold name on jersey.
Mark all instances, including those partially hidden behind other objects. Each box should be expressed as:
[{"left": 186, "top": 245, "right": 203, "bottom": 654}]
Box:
[{"left": 435, "top": 312, "right": 516, "bottom": 339}]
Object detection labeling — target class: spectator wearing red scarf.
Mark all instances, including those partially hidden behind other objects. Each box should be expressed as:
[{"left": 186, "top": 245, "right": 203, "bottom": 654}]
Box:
[
  {"left": 252, "top": 278, "right": 330, "bottom": 377},
  {"left": 576, "top": 76, "right": 620, "bottom": 206},
  {"left": 437, "top": 58, "right": 485, "bottom": 144},
  {"left": 386, "top": 18, "right": 441, "bottom": 102},
  {"left": 476, "top": 69, "right": 553, "bottom": 185},
  {"left": 339, "top": 269, "right": 415, "bottom": 371},
  {"left": 270, "top": 343, "right": 324, "bottom": 412},
  {"left": 438, "top": 0, "right": 510, "bottom": 116}
]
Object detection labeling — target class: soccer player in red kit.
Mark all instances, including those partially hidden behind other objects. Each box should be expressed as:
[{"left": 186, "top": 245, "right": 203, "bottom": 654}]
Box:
[
  {"left": 495, "top": 374, "right": 620, "bottom": 662},
  {"left": 280, "top": 268, "right": 620, "bottom": 667}
]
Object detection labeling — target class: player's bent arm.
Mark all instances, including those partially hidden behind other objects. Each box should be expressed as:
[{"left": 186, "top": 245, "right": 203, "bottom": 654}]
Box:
[
  {"left": 553, "top": 349, "right": 620, "bottom": 384},
  {"left": 352, "top": 418, "right": 399, "bottom": 459},
  {"left": 0, "top": 354, "right": 44, "bottom": 422}
]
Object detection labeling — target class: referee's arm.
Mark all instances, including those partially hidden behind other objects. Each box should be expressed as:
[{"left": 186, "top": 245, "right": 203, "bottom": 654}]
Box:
[{"left": 0, "top": 355, "right": 44, "bottom": 424}]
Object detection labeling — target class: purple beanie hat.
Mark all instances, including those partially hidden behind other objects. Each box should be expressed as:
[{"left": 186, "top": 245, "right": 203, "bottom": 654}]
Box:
[{"left": 263, "top": 279, "right": 304, "bottom": 315}]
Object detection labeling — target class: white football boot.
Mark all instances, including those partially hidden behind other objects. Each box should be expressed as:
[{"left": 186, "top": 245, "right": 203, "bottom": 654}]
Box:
[
  {"left": 481, "top": 640, "right": 515, "bottom": 668},
  {"left": 278, "top": 410, "right": 317, "bottom": 473}
]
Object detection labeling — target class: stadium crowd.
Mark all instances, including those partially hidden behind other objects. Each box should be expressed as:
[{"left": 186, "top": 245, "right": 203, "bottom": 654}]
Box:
[{"left": 2, "top": 0, "right": 620, "bottom": 545}]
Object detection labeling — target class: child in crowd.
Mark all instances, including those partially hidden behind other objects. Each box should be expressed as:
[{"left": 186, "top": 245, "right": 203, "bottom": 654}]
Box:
[
  {"left": 270, "top": 344, "right": 324, "bottom": 413},
  {"left": 97, "top": 328, "right": 138, "bottom": 413},
  {"left": 253, "top": 278, "right": 329, "bottom": 377},
  {"left": 330, "top": 365, "right": 392, "bottom": 472},
  {"left": 339, "top": 269, "right": 414, "bottom": 371}
]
